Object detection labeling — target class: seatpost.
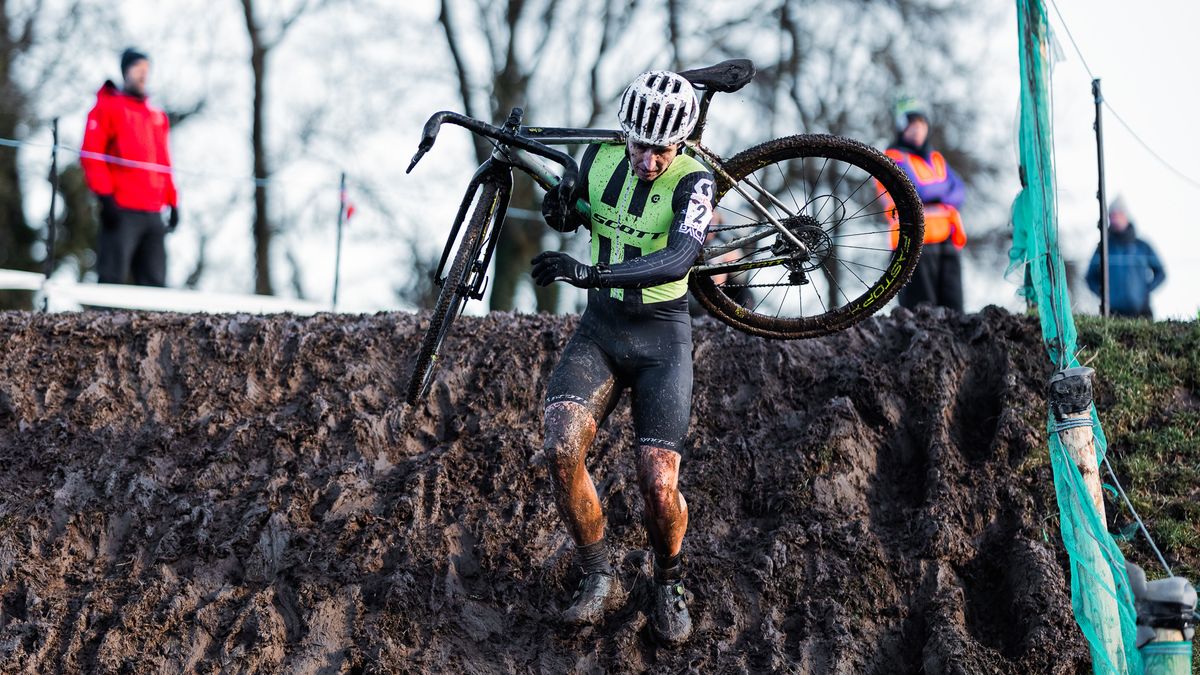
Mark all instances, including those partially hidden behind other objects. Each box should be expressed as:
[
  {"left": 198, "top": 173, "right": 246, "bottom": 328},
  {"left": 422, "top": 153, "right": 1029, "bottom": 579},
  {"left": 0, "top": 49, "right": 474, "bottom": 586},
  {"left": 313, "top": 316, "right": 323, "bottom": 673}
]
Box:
[{"left": 688, "top": 89, "right": 715, "bottom": 146}]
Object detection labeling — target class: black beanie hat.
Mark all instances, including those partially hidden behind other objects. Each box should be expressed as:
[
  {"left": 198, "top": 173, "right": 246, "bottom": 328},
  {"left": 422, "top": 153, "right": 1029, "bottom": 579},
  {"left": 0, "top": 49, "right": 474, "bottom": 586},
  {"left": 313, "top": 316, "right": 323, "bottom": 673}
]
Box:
[{"left": 121, "top": 48, "right": 149, "bottom": 75}]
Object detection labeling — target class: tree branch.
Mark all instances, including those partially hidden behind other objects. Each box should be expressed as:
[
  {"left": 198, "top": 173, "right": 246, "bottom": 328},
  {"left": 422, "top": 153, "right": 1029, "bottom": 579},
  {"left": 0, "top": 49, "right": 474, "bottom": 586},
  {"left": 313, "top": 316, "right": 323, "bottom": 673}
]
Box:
[
  {"left": 439, "top": 0, "right": 488, "bottom": 162},
  {"left": 667, "top": 0, "right": 682, "bottom": 70},
  {"left": 16, "top": 0, "right": 46, "bottom": 51}
]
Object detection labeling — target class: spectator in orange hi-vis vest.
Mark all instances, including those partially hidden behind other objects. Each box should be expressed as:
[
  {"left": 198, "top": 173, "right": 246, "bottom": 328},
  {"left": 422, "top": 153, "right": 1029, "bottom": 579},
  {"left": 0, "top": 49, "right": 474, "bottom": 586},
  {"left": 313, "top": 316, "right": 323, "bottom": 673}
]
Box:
[
  {"left": 82, "top": 47, "right": 179, "bottom": 287},
  {"left": 878, "top": 97, "right": 967, "bottom": 312}
]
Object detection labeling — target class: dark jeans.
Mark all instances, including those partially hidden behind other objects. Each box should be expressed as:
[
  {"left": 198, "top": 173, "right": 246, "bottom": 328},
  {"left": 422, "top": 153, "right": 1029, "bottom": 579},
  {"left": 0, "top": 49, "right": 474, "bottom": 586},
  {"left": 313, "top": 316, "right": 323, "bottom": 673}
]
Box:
[
  {"left": 96, "top": 208, "right": 167, "bottom": 286},
  {"left": 899, "top": 240, "right": 963, "bottom": 313}
]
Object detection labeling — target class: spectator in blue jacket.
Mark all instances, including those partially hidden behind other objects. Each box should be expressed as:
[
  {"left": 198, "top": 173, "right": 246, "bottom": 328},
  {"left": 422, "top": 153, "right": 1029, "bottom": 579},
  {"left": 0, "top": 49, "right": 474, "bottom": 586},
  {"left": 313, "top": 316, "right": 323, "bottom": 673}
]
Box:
[{"left": 1085, "top": 198, "right": 1165, "bottom": 318}]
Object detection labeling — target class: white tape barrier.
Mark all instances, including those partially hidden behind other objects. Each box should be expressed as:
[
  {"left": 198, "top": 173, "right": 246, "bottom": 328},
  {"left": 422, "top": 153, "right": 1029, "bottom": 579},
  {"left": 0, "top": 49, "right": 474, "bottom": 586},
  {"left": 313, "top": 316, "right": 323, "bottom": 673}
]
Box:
[
  {"left": 0, "top": 268, "right": 326, "bottom": 314},
  {"left": 0, "top": 269, "right": 45, "bottom": 291}
]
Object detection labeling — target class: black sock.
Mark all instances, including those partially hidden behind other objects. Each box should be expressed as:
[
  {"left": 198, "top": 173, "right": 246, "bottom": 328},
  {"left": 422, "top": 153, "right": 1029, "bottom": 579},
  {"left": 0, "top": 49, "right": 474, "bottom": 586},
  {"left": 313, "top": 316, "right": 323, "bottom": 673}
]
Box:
[
  {"left": 577, "top": 538, "right": 613, "bottom": 576},
  {"left": 654, "top": 552, "right": 683, "bottom": 582}
]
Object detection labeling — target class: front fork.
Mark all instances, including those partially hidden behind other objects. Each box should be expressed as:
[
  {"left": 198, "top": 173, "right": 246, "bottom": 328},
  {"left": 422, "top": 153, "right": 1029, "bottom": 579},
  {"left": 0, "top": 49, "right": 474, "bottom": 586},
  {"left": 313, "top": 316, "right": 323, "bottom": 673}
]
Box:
[{"left": 434, "top": 161, "right": 514, "bottom": 302}]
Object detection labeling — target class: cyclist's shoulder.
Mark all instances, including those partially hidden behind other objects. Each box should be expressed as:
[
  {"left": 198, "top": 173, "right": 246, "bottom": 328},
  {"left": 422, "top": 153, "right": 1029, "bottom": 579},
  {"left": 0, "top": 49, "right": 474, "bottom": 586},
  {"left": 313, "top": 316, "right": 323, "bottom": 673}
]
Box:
[
  {"left": 672, "top": 152, "right": 709, "bottom": 175},
  {"left": 586, "top": 142, "right": 626, "bottom": 170}
]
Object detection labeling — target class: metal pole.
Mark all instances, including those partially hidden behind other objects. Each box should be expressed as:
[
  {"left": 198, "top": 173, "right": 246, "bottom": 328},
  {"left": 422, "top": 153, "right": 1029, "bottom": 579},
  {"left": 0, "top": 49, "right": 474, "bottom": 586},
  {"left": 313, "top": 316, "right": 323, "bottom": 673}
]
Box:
[
  {"left": 332, "top": 172, "right": 346, "bottom": 311},
  {"left": 43, "top": 118, "right": 60, "bottom": 312},
  {"left": 1092, "top": 78, "right": 1110, "bottom": 318}
]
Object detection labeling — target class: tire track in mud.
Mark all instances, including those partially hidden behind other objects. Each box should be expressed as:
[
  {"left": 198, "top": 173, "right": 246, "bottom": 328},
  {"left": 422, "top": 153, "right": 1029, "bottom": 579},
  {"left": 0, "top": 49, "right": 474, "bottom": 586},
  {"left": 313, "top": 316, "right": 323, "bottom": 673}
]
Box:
[{"left": 0, "top": 308, "right": 1089, "bottom": 673}]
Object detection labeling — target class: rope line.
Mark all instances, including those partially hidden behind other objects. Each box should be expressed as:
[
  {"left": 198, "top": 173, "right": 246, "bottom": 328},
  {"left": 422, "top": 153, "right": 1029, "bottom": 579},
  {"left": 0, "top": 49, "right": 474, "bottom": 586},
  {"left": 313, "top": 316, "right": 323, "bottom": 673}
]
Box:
[
  {"left": 1102, "top": 102, "right": 1200, "bottom": 191},
  {"left": 1102, "top": 456, "right": 1174, "bottom": 577},
  {"left": 1047, "top": 0, "right": 1200, "bottom": 192},
  {"left": 0, "top": 133, "right": 291, "bottom": 188},
  {"left": 1046, "top": 0, "right": 1095, "bottom": 80}
]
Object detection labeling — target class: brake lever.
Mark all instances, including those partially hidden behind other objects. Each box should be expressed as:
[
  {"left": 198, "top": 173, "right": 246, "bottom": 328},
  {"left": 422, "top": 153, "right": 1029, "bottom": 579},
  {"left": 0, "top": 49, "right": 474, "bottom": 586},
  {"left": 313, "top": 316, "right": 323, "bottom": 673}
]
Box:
[
  {"left": 408, "top": 114, "right": 449, "bottom": 173},
  {"left": 407, "top": 140, "right": 432, "bottom": 174}
]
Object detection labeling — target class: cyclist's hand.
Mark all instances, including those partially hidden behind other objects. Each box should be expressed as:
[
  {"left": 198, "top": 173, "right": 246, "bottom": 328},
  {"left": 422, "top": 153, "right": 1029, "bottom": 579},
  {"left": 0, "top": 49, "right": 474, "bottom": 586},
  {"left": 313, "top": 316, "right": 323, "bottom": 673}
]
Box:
[
  {"left": 531, "top": 251, "right": 600, "bottom": 288},
  {"left": 541, "top": 186, "right": 579, "bottom": 233}
]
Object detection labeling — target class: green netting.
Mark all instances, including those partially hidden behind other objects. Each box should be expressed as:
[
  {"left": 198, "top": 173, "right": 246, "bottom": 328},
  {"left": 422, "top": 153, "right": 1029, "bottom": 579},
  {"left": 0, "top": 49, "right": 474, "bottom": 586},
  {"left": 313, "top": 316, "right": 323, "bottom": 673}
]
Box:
[{"left": 1010, "top": 1, "right": 1142, "bottom": 672}]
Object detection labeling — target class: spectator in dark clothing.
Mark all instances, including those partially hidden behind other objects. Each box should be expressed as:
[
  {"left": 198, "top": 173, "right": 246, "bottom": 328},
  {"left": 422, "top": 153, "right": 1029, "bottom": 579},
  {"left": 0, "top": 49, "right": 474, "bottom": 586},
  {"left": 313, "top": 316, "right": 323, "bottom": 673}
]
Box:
[
  {"left": 881, "top": 98, "right": 968, "bottom": 312},
  {"left": 82, "top": 47, "right": 179, "bottom": 287},
  {"left": 1085, "top": 198, "right": 1165, "bottom": 318}
]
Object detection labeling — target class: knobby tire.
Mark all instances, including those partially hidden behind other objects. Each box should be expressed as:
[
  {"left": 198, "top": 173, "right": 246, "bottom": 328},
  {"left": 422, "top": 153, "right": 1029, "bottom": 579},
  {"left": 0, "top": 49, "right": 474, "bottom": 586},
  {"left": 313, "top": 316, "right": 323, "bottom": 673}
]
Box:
[
  {"left": 690, "top": 134, "right": 924, "bottom": 339},
  {"left": 404, "top": 183, "right": 499, "bottom": 405}
]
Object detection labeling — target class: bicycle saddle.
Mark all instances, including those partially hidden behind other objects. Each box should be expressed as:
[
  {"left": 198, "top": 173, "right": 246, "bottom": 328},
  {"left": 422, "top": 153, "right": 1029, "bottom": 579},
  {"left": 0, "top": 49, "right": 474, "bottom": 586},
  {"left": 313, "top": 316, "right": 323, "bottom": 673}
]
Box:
[{"left": 679, "top": 59, "right": 755, "bottom": 93}]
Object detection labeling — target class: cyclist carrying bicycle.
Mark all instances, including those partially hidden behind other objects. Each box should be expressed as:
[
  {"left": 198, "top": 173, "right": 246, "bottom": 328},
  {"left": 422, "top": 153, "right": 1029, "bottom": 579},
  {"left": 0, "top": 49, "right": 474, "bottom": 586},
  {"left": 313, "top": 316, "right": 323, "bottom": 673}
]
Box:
[{"left": 529, "top": 70, "right": 714, "bottom": 645}]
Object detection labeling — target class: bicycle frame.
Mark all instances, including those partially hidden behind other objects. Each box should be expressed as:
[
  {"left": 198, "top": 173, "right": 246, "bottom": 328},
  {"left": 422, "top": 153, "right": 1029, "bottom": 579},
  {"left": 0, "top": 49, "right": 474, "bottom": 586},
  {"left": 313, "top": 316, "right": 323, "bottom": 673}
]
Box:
[{"left": 409, "top": 105, "right": 813, "bottom": 296}]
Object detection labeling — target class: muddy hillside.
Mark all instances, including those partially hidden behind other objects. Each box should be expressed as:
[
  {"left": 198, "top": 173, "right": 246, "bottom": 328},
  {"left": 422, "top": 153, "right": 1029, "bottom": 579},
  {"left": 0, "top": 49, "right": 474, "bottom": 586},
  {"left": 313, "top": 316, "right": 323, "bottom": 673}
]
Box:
[{"left": 0, "top": 307, "right": 1091, "bottom": 673}]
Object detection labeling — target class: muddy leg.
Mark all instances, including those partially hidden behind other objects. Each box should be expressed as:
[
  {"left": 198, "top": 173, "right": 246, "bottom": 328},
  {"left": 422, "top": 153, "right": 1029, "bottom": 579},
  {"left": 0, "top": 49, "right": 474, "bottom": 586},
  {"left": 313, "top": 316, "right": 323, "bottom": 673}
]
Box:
[
  {"left": 544, "top": 401, "right": 606, "bottom": 546},
  {"left": 637, "top": 445, "right": 688, "bottom": 557}
]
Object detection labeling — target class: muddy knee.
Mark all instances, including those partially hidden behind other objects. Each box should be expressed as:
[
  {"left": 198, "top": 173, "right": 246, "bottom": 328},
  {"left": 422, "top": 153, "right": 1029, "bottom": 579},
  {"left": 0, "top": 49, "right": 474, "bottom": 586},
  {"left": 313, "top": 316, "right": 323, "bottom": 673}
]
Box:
[
  {"left": 544, "top": 401, "right": 597, "bottom": 483},
  {"left": 637, "top": 445, "right": 683, "bottom": 515}
]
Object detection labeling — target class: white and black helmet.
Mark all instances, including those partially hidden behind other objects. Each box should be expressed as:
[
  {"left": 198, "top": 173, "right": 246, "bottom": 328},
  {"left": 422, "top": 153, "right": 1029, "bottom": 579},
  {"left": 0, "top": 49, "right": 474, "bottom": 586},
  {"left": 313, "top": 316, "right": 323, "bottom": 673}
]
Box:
[{"left": 618, "top": 71, "right": 700, "bottom": 147}]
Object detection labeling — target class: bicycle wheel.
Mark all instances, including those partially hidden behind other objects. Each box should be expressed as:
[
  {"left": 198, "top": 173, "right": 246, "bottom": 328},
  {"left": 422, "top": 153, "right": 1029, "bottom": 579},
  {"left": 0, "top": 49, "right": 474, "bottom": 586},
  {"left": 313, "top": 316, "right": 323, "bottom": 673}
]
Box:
[
  {"left": 404, "top": 182, "right": 501, "bottom": 405},
  {"left": 690, "top": 134, "right": 924, "bottom": 339}
]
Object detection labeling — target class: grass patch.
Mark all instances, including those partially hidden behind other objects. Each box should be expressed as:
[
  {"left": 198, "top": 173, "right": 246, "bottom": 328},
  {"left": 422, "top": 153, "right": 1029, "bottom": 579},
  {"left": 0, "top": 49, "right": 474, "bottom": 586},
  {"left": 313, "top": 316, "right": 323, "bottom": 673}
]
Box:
[{"left": 1076, "top": 316, "right": 1200, "bottom": 583}]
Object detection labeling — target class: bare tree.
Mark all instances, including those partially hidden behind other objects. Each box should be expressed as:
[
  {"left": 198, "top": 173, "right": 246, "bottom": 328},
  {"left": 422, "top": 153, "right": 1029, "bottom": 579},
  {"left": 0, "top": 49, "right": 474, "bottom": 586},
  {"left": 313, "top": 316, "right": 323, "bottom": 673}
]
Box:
[
  {"left": 238, "top": 0, "right": 331, "bottom": 295},
  {"left": 0, "top": 0, "right": 116, "bottom": 307},
  {"left": 435, "top": 0, "right": 655, "bottom": 312}
]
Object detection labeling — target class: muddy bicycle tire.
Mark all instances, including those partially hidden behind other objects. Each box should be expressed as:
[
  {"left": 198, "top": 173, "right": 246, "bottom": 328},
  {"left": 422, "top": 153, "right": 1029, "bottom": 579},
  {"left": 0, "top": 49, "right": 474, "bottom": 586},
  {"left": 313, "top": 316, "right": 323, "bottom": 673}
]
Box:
[
  {"left": 404, "top": 183, "right": 500, "bottom": 405},
  {"left": 690, "top": 134, "right": 924, "bottom": 339}
]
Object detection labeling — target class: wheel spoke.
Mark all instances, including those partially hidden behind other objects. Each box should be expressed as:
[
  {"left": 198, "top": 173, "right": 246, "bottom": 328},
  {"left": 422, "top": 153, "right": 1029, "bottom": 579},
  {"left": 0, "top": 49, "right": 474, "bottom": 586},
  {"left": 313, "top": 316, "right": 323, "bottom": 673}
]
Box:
[
  {"left": 836, "top": 190, "right": 886, "bottom": 227},
  {"left": 816, "top": 162, "right": 853, "bottom": 221},
  {"left": 777, "top": 161, "right": 801, "bottom": 213},
  {"left": 695, "top": 141, "right": 919, "bottom": 337},
  {"left": 717, "top": 203, "right": 758, "bottom": 224},
  {"left": 839, "top": 259, "right": 889, "bottom": 274},
  {"left": 835, "top": 208, "right": 898, "bottom": 224},
  {"left": 830, "top": 228, "right": 898, "bottom": 239},
  {"left": 836, "top": 243, "right": 898, "bottom": 253},
  {"left": 810, "top": 157, "right": 830, "bottom": 204},
  {"left": 809, "top": 272, "right": 828, "bottom": 313},
  {"left": 821, "top": 261, "right": 852, "bottom": 308},
  {"left": 776, "top": 283, "right": 791, "bottom": 318},
  {"left": 836, "top": 257, "right": 873, "bottom": 290}
]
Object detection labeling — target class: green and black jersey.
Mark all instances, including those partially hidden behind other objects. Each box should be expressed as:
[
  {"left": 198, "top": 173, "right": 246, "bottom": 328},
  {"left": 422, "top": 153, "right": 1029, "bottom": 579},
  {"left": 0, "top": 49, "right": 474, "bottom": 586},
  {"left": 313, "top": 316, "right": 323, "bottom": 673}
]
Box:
[{"left": 556, "top": 143, "right": 715, "bottom": 307}]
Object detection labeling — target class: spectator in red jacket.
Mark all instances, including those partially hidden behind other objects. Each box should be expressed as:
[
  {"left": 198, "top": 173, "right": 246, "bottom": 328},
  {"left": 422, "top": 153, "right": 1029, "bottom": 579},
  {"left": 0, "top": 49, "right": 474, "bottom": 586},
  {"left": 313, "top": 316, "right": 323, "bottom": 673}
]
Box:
[{"left": 82, "top": 48, "right": 179, "bottom": 286}]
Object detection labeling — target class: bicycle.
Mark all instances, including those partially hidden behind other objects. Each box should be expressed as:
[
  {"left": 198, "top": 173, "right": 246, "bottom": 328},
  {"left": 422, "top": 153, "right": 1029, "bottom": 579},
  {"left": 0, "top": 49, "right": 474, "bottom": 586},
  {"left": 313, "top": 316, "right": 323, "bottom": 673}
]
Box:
[{"left": 403, "top": 59, "right": 924, "bottom": 405}]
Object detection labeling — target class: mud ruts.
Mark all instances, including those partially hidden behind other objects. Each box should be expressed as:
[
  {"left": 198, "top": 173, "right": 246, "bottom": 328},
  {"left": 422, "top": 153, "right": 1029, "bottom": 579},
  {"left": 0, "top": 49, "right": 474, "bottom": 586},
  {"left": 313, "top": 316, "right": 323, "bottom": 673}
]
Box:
[{"left": 0, "top": 307, "right": 1088, "bottom": 673}]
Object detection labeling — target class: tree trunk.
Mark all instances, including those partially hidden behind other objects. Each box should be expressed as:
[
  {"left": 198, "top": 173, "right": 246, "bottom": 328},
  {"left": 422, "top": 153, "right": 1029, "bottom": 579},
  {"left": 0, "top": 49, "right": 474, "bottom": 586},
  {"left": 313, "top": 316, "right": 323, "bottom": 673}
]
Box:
[
  {"left": 489, "top": 175, "right": 559, "bottom": 312},
  {"left": 241, "top": 0, "right": 274, "bottom": 295},
  {"left": 0, "top": 16, "right": 37, "bottom": 309}
]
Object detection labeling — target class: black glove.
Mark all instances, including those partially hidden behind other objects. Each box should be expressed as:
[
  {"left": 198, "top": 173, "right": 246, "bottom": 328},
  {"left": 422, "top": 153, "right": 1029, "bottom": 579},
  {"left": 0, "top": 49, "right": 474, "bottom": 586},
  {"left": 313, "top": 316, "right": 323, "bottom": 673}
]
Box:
[
  {"left": 541, "top": 185, "right": 579, "bottom": 233},
  {"left": 98, "top": 195, "right": 120, "bottom": 230},
  {"left": 531, "top": 251, "right": 603, "bottom": 288},
  {"left": 167, "top": 206, "right": 180, "bottom": 233}
]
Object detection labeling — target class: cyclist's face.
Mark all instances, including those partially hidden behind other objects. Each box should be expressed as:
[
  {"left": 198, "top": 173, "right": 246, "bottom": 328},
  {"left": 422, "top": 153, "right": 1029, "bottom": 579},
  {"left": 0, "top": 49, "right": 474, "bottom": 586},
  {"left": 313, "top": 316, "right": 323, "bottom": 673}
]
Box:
[{"left": 627, "top": 141, "right": 678, "bottom": 181}]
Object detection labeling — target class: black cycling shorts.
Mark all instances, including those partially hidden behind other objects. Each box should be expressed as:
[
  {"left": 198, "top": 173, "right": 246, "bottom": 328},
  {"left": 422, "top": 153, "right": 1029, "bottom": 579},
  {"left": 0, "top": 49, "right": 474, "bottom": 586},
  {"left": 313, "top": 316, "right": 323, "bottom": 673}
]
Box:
[{"left": 545, "top": 293, "right": 694, "bottom": 452}]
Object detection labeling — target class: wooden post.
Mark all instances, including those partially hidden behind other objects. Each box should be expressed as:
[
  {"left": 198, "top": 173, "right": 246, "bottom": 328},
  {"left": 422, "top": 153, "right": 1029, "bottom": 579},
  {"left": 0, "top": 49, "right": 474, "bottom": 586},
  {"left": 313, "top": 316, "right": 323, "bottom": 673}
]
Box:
[{"left": 1049, "top": 366, "right": 1127, "bottom": 672}]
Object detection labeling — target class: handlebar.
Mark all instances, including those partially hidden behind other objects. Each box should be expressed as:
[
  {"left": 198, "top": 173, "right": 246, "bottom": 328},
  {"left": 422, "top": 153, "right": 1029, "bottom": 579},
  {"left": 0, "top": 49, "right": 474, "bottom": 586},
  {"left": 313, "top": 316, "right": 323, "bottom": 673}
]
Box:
[{"left": 407, "top": 109, "right": 581, "bottom": 199}]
